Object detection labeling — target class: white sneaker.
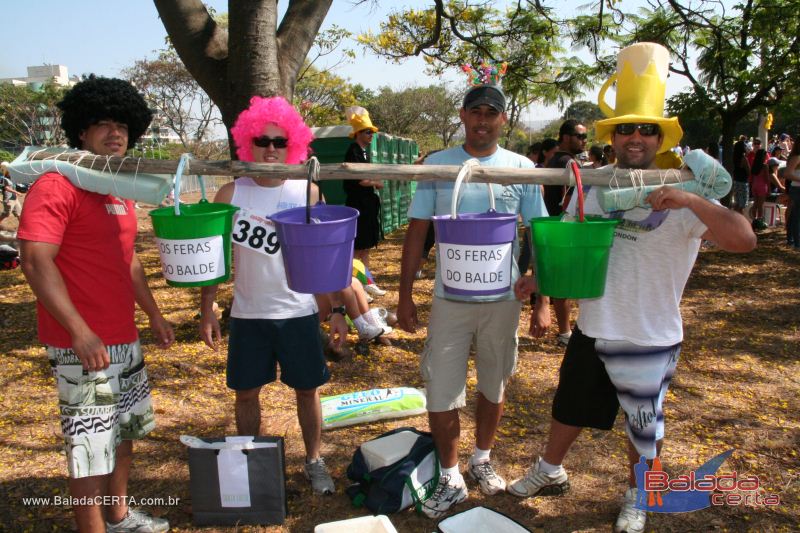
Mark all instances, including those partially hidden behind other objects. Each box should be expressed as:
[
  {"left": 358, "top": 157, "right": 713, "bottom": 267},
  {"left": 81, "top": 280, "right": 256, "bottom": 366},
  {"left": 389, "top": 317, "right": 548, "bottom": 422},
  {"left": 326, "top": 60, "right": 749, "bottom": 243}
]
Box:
[
  {"left": 304, "top": 457, "right": 335, "bottom": 495},
  {"left": 365, "top": 308, "right": 393, "bottom": 334},
  {"left": 614, "top": 487, "right": 646, "bottom": 533},
  {"left": 468, "top": 458, "right": 506, "bottom": 495},
  {"left": 507, "top": 457, "right": 570, "bottom": 498},
  {"left": 420, "top": 474, "right": 467, "bottom": 519},
  {"left": 374, "top": 307, "right": 398, "bottom": 327},
  {"left": 107, "top": 508, "right": 169, "bottom": 533},
  {"left": 357, "top": 320, "right": 386, "bottom": 341},
  {"left": 364, "top": 283, "right": 387, "bottom": 297}
]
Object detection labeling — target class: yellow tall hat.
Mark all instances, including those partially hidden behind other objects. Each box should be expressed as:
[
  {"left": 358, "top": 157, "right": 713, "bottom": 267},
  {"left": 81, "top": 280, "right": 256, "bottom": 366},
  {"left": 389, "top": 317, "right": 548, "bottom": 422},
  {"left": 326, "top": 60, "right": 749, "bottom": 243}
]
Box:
[
  {"left": 346, "top": 106, "right": 379, "bottom": 138},
  {"left": 595, "top": 42, "right": 683, "bottom": 154}
]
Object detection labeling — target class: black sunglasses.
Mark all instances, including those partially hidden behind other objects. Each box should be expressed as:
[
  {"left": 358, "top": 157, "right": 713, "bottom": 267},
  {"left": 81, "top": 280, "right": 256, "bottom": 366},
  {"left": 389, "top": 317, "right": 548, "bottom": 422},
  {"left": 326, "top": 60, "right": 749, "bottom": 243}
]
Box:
[
  {"left": 570, "top": 132, "right": 588, "bottom": 140},
  {"left": 252, "top": 136, "right": 289, "bottom": 148},
  {"left": 614, "top": 123, "right": 660, "bottom": 137}
]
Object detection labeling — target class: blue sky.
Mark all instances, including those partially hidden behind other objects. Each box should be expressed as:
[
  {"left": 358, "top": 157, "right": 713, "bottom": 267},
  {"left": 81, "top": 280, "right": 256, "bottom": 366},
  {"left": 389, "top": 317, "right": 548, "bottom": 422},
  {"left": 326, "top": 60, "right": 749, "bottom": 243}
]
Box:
[
  {"left": 1, "top": 1, "right": 691, "bottom": 124},
  {"left": 1, "top": 1, "right": 459, "bottom": 90}
]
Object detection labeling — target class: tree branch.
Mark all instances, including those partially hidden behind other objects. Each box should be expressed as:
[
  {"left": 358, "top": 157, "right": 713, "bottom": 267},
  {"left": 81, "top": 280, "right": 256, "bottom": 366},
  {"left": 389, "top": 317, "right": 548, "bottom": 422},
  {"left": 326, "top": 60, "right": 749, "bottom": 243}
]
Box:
[
  {"left": 152, "top": 0, "right": 228, "bottom": 107},
  {"left": 277, "top": 0, "right": 334, "bottom": 97}
]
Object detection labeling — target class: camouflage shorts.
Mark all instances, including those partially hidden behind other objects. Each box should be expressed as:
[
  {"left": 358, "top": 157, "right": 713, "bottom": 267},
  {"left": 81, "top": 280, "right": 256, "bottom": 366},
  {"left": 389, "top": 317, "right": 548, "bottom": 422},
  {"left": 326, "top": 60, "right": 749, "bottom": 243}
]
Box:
[{"left": 48, "top": 340, "right": 155, "bottom": 479}]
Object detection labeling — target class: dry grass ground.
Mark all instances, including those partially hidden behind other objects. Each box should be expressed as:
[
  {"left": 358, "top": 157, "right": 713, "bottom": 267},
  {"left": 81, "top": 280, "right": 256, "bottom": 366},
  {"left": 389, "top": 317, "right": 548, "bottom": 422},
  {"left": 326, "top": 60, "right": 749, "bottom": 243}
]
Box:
[{"left": 0, "top": 197, "right": 798, "bottom": 532}]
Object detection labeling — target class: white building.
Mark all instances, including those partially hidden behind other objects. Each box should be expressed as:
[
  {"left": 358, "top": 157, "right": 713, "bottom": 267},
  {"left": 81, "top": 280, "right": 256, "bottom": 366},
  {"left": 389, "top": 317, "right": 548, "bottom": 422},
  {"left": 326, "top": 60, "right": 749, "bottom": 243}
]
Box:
[
  {"left": 0, "top": 65, "right": 80, "bottom": 88},
  {"left": 141, "top": 110, "right": 183, "bottom": 146}
]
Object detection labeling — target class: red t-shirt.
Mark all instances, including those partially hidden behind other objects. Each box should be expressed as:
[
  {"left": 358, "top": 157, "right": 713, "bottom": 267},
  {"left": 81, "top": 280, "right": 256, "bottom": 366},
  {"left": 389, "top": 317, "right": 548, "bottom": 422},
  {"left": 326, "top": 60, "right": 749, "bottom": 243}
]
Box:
[{"left": 17, "top": 172, "right": 139, "bottom": 347}]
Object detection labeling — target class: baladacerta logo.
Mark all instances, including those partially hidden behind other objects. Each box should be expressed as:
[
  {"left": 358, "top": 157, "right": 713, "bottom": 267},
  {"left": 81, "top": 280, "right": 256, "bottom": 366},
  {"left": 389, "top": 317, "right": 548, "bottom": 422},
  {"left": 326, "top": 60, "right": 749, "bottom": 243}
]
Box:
[{"left": 634, "top": 450, "right": 780, "bottom": 512}]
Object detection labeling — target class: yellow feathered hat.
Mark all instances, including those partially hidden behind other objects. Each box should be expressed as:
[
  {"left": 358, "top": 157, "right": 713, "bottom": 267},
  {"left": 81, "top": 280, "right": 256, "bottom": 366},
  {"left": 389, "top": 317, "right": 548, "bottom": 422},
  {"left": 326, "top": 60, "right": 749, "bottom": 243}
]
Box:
[
  {"left": 346, "top": 106, "right": 378, "bottom": 138},
  {"left": 595, "top": 42, "right": 683, "bottom": 154}
]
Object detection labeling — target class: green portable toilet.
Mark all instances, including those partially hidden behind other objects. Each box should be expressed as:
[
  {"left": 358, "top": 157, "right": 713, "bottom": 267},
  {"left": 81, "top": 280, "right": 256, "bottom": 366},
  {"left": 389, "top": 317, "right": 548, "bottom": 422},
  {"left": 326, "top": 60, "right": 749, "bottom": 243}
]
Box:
[
  {"left": 310, "top": 126, "right": 419, "bottom": 235},
  {"left": 309, "top": 125, "right": 353, "bottom": 205}
]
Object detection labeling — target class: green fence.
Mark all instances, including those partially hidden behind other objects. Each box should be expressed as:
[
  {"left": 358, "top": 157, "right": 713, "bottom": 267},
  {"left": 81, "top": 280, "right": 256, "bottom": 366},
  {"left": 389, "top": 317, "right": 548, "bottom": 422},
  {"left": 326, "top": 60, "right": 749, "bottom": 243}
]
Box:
[{"left": 310, "top": 125, "right": 419, "bottom": 235}]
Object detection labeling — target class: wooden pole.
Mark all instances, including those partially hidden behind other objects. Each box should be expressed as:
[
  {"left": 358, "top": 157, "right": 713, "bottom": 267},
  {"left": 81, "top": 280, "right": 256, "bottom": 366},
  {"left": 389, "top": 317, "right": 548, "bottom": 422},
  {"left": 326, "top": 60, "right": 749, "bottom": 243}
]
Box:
[{"left": 26, "top": 149, "right": 696, "bottom": 186}]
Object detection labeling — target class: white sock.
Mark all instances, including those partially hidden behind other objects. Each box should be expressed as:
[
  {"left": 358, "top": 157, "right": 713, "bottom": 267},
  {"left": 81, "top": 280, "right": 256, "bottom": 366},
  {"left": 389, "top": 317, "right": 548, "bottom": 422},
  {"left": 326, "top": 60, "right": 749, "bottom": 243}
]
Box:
[
  {"left": 440, "top": 464, "right": 464, "bottom": 486},
  {"left": 471, "top": 447, "right": 490, "bottom": 465},
  {"left": 538, "top": 457, "right": 562, "bottom": 474},
  {"left": 352, "top": 315, "right": 370, "bottom": 333}
]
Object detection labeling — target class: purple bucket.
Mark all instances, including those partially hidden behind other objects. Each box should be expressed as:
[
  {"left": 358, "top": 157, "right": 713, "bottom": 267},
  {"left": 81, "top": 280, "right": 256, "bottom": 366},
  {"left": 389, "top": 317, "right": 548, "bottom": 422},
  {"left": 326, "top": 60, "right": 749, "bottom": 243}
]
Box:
[
  {"left": 431, "top": 159, "right": 518, "bottom": 297},
  {"left": 432, "top": 212, "right": 517, "bottom": 296},
  {"left": 270, "top": 204, "right": 359, "bottom": 294}
]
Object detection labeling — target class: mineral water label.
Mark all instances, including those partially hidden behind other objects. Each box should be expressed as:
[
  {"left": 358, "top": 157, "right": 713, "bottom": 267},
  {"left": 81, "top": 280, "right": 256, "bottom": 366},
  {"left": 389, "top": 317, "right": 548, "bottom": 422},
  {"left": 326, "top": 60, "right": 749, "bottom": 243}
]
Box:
[
  {"left": 155, "top": 235, "right": 224, "bottom": 282},
  {"left": 231, "top": 208, "right": 281, "bottom": 257},
  {"left": 439, "top": 242, "right": 513, "bottom": 292}
]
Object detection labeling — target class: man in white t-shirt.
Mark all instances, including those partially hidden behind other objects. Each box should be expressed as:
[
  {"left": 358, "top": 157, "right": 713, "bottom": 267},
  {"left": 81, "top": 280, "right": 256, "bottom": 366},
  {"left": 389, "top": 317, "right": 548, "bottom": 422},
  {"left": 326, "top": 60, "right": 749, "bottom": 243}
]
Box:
[{"left": 507, "top": 40, "right": 756, "bottom": 533}]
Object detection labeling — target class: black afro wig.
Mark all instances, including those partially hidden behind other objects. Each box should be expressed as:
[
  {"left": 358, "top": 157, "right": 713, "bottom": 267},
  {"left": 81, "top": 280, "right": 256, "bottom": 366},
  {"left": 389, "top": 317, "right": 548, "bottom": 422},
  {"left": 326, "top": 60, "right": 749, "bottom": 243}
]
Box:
[{"left": 58, "top": 75, "right": 153, "bottom": 150}]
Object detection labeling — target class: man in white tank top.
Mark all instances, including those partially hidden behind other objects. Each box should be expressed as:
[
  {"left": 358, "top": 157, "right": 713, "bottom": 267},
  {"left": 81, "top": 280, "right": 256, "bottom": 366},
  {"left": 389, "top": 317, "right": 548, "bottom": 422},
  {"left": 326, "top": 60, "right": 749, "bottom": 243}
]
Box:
[{"left": 199, "top": 96, "right": 348, "bottom": 496}]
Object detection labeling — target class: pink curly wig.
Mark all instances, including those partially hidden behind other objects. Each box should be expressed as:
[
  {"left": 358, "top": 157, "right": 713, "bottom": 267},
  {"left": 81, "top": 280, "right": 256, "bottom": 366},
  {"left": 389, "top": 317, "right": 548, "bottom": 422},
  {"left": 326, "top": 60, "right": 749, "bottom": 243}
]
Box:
[{"left": 230, "top": 96, "right": 314, "bottom": 164}]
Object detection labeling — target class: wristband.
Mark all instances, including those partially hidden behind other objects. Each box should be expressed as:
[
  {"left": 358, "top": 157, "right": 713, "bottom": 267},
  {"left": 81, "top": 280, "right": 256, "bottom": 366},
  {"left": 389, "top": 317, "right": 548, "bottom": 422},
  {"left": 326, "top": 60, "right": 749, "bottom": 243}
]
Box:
[{"left": 329, "top": 305, "right": 346, "bottom": 317}]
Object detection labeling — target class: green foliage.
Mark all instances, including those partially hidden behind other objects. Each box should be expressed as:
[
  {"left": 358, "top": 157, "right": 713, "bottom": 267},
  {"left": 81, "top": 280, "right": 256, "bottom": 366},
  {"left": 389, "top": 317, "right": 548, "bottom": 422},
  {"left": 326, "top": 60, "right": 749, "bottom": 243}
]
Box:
[
  {"left": 0, "top": 149, "right": 17, "bottom": 162},
  {"left": 358, "top": 1, "right": 606, "bottom": 137},
  {"left": 627, "top": 0, "right": 800, "bottom": 166},
  {"left": 367, "top": 85, "right": 462, "bottom": 148},
  {"left": 122, "top": 48, "right": 221, "bottom": 148},
  {"left": 562, "top": 101, "right": 604, "bottom": 125},
  {"left": 505, "top": 125, "right": 532, "bottom": 155},
  {"left": 665, "top": 90, "right": 720, "bottom": 149},
  {"left": 770, "top": 91, "right": 800, "bottom": 137},
  {"left": 129, "top": 146, "right": 172, "bottom": 160},
  {"left": 294, "top": 63, "right": 357, "bottom": 126},
  {"left": 0, "top": 82, "right": 69, "bottom": 148}
]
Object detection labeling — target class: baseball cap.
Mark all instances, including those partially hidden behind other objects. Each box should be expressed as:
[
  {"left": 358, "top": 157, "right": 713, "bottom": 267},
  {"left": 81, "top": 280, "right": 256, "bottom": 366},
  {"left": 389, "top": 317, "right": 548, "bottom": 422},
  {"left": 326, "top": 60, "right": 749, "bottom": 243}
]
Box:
[{"left": 463, "top": 85, "right": 505, "bottom": 112}]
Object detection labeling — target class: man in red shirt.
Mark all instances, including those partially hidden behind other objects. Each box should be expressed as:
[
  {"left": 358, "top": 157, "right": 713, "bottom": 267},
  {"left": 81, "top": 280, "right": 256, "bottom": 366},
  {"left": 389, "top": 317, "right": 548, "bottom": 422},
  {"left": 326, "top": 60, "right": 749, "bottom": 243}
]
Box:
[{"left": 18, "top": 77, "right": 174, "bottom": 533}]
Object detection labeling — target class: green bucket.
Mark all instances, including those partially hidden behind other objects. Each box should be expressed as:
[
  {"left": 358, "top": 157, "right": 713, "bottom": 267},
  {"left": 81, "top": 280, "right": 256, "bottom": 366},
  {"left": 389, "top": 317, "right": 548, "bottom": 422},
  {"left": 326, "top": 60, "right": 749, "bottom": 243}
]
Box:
[
  {"left": 530, "top": 215, "right": 620, "bottom": 299},
  {"left": 529, "top": 161, "right": 620, "bottom": 299},
  {"left": 149, "top": 156, "right": 239, "bottom": 287}
]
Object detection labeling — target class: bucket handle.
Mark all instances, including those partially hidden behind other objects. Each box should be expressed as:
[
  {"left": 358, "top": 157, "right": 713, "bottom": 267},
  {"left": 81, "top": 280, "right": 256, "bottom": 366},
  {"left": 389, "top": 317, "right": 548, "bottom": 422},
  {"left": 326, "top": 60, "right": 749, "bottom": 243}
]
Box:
[
  {"left": 569, "top": 160, "right": 585, "bottom": 223},
  {"left": 305, "top": 156, "right": 321, "bottom": 224},
  {"left": 172, "top": 153, "right": 204, "bottom": 216},
  {"left": 449, "top": 158, "right": 493, "bottom": 219}
]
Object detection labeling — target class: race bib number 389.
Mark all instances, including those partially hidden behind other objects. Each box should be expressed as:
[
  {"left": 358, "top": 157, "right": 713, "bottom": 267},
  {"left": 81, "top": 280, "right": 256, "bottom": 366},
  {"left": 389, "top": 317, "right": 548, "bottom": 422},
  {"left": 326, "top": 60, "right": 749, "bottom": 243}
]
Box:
[{"left": 232, "top": 209, "right": 281, "bottom": 256}]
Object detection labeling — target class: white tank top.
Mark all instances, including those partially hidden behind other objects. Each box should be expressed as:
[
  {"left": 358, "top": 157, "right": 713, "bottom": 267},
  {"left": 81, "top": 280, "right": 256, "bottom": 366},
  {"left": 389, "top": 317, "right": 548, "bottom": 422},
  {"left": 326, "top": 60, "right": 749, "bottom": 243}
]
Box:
[{"left": 230, "top": 177, "right": 317, "bottom": 319}]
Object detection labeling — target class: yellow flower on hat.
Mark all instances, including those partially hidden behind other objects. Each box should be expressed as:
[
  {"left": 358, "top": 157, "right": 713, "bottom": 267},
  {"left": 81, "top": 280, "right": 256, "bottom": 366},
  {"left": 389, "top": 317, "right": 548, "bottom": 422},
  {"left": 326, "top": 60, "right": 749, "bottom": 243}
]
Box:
[
  {"left": 595, "top": 42, "right": 683, "bottom": 154},
  {"left": 346, "top": 106, "right": 379, "bottom": 138}
]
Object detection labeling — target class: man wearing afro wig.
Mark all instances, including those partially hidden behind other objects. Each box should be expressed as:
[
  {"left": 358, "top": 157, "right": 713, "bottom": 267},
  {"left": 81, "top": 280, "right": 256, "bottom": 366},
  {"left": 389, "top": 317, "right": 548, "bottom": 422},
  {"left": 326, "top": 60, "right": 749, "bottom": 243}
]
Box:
[
  {"left": 18, "top": 76, "right": 174, "bottom": 532},
  {"left": 199, "top": 95, "right": 348, "bottom": 496}
]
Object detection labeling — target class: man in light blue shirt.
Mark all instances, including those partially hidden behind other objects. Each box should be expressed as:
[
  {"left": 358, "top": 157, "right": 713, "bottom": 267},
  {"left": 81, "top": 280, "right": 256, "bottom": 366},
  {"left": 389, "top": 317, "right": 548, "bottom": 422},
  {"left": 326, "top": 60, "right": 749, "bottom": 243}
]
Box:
[{"left": 397, "top": 83, "right": 550, "bottom": 518}]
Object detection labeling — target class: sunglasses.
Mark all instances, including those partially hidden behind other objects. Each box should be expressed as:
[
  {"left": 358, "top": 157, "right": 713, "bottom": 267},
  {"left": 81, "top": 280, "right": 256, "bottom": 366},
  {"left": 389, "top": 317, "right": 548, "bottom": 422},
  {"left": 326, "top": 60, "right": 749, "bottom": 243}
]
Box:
[
  {"left": 252, "top": 136, "right": 289, "bottom": 148},
  {"left": 570, "top": 132, "right": 588, "bottom": 140},
  {"left": 614, "top": 123, "right": 660, "bottom": 137},
  {"left": 360, "top": 130, "right": 374, "bottom": 136}
]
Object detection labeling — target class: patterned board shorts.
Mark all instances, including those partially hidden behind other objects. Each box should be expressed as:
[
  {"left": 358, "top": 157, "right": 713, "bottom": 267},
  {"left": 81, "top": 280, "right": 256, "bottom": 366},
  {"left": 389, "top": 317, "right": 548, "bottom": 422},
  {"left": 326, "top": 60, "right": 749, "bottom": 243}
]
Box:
[{"left": 48, "top": 340, "right": 155, "bottom": 479}]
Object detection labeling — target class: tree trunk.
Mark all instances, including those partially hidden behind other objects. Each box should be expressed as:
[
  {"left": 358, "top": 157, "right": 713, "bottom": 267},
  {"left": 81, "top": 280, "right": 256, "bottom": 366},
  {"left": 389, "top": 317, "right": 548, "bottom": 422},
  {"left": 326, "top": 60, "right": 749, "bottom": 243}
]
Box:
[{"left": 153, "top": 0, "right": 333, "bottom": 158}]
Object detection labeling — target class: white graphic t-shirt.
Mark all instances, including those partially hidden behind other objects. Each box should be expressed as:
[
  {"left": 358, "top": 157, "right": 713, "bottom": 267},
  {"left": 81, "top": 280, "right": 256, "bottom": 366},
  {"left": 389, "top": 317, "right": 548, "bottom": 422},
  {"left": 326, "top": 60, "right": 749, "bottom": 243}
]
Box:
[{"left": 567, "top": 186, "right": 708, "bottom": 345}]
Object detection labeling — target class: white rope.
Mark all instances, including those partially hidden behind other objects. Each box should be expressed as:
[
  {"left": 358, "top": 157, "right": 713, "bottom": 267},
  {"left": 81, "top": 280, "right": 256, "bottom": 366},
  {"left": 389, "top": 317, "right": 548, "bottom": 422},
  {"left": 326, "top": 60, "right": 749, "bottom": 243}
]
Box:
[
  {"left": 450, "top": 158, "right": 483, "bottom": 219},
  {"left": 131, "top": 157, "right": 142, "bottom": 200},
  {"left": 607, "top": 166, "right": 621, "bottom": 210}
]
